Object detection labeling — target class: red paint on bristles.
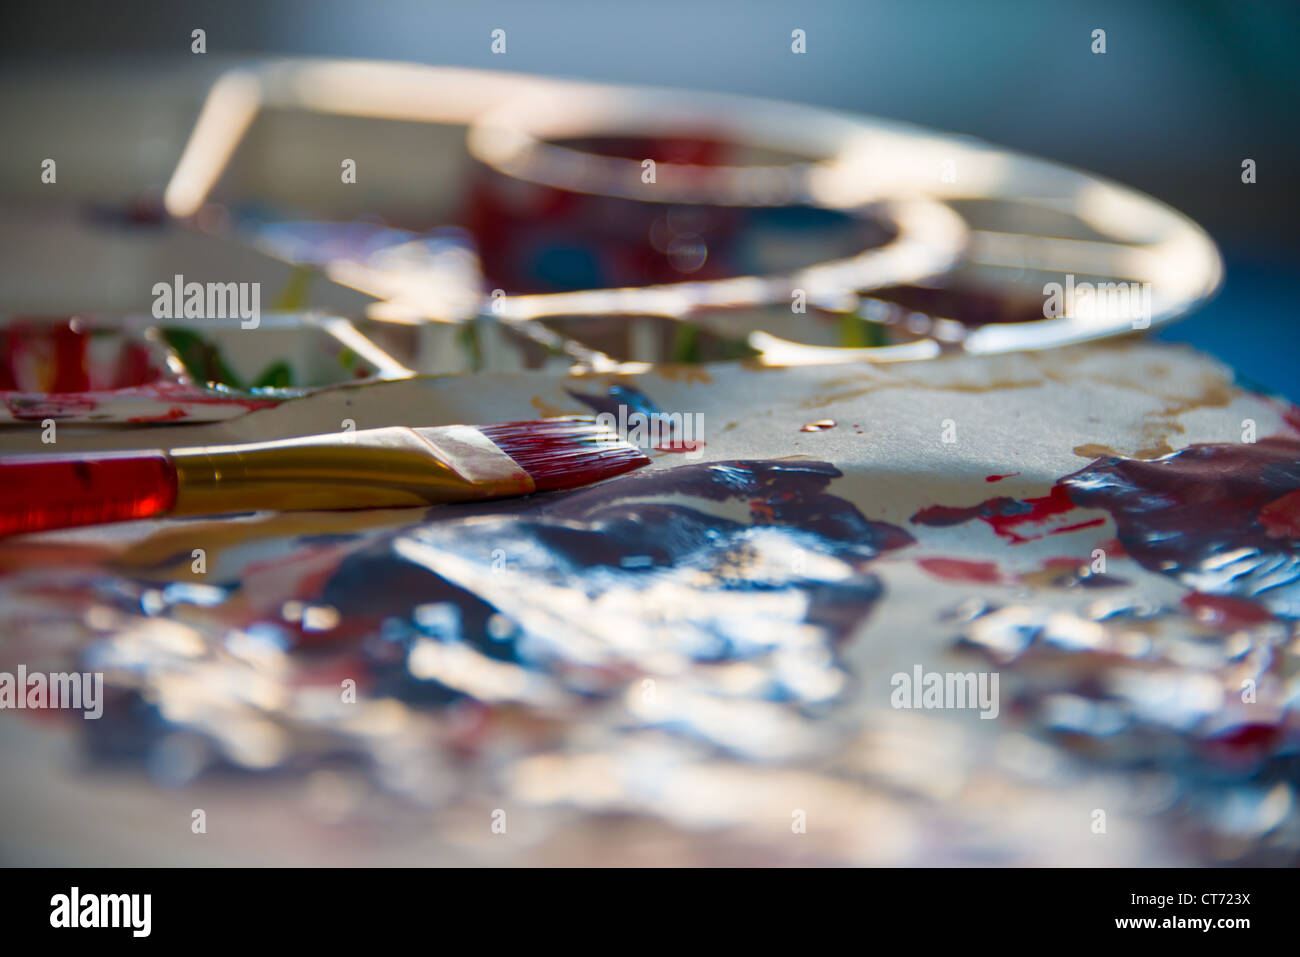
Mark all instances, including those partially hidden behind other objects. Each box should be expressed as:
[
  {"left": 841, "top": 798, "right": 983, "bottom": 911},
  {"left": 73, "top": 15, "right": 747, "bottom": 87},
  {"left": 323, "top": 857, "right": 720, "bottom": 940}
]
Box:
[{"left": 479, "top": 416, "right": 650, "bottom": 492}]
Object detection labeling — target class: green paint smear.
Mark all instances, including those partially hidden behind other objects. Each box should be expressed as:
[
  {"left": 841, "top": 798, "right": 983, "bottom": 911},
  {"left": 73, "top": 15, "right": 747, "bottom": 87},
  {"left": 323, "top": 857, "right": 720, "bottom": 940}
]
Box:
[
  {"left": 252, "top": 361, "right": 294, "bottom": 390},
  {"left": 670, "top": 322, "right": 761, "bottom": 363},
  {"left": 272, "top": 266, "right": 315, "bottom": 311},
  {"left": 671, "top": 323, "right": 703, "bottom": 364},
  {"left": 162, "top": 328, "right": 297, "bottom": 391},
  {"left": 459, "top": 323, "right": 484, "bottom": 373},
  {"left": 838, "top": 314, "right": 888, "bottom": 349},
  {"left": 162, "top": 328, "right": 245, "bottom": 390}
]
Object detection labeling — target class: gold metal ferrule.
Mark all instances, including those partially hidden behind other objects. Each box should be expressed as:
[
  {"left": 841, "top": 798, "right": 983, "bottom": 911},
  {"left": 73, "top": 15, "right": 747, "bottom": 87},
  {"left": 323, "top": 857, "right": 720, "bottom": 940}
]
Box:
[{"left": 169, "top": 425, "right": 533, "bottom": 516}]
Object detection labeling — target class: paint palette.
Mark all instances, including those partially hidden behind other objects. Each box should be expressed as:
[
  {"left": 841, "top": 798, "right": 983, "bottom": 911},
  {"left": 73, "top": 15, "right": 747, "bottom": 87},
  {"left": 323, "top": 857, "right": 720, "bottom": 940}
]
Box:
[{"left": 5, "top": 61, "right": 1286, "bottom": 868}]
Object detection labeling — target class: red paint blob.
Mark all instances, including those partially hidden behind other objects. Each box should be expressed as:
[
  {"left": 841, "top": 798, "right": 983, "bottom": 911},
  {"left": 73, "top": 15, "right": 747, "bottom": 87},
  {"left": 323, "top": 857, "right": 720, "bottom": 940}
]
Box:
[
  {"left": 912, "top": 484, "right": 1086, "bottom": 544},
  {"left": 1181, "top": 592, "right": 1275, "bottom": 630},
  {"left": 917, "top": 557, "right": 1003, "bottom": 583},
  {"left": 1096, "top": 537, "right": 1126, "bottom": 558},
  {"left": 1049, "top": 517, "right": 1106, "bottom": 536},
  {"left": 655, "top": 440, "right": 707, "bottom": 453},
  {"left": 1277, "top": 400, "right": 1300, "bottom": 438},
  {"left": 1200, "top": 722, "right": 1283, "bottom": 768},
  {"left": 128, "top": 405, "right": 188, "bottom": 423},
  {"left": 1259, "top": 488, "right": 1300, "bottom": 539},
  {"left": 51, "top": 323, "right": 90, "bottom": 393}
]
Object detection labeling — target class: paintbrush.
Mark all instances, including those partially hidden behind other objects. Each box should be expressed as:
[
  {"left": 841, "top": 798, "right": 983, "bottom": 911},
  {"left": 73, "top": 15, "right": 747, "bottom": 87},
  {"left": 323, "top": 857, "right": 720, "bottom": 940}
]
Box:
[{"left": 0, "top": 416, "right": 649, "bottom": 537}]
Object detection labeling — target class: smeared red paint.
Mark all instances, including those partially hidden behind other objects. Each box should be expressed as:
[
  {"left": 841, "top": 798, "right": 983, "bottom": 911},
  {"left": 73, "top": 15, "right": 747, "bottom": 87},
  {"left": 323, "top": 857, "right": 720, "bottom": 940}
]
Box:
[
  {"left": 1201, "top": 723, "right": 1283, "bottom": 767},
  {"left": 1049, "top": 517, "right": 1106, "bottom": 536},
  {"left": 1097, "top": 537, "right": 1126, "bottom": 558},
  {"left": 655, "top": 440, "right": 706, "bottom": 453},
  {"left": 1276, "top": 400, "right": 1300, "bottom": 438},
  {"left": 1181, "top": 592, "right": 1275, "bottom": 629},
  {"left": 5, "top": 395, "right": 98, "bottom": 420},
  {"left": 290, "top": 655, "right": 374, "bottom": 691},
  {"left": 128, "top": 405, "right": 188, "bottom": 423},
  {"left": 120, "top": 382, "right": 280, "bottom": 410},
  {"left": 912, "top": 484, "right": 1090, "bottom": 544},
  {"left": 985, "top": 472, "right": 1020, "bottom": 483},
  {"left": 1259, "top": 488, "right": 1300, "bottom": 539},
  {"left": 2, "top": 317, "right": 165, "bottom": 395},
  {"left": 916, "top": 440, "right": 1300, "bottom": 625},
  {"left": 5, "top": 387, "right": 278, "bottom": 421},
  {"left": 51, "top": 323, "right": 90, "bottom": 393},
  {"left": 917, "top": 557, "right": 1003, "bottom": 583}
]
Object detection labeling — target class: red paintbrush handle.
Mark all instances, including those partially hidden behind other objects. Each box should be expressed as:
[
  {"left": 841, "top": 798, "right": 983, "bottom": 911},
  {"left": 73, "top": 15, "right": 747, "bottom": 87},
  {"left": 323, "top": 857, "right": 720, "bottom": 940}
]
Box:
[{"left": 0, "top": 451, "right": 177, "bottom": 537}]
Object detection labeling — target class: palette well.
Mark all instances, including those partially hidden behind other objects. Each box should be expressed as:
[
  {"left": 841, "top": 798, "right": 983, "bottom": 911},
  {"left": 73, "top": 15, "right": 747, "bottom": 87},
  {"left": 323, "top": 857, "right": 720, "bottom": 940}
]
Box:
[{"left": 0, "top": 313, "right": 417, "bottom": 424}]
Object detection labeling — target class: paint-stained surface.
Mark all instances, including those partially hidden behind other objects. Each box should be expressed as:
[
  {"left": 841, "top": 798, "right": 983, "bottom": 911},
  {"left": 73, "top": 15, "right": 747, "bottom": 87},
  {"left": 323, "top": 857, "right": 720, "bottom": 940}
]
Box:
[{"left": 1, "top": 340, "right": 1298, "bottom": 866}]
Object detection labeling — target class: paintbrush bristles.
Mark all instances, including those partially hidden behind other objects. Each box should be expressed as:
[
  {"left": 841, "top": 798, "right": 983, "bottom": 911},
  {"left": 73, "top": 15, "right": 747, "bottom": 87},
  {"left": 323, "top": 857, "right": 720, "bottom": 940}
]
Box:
[{"left": 478, "top": 417, "right": 650, "bottom": 492}]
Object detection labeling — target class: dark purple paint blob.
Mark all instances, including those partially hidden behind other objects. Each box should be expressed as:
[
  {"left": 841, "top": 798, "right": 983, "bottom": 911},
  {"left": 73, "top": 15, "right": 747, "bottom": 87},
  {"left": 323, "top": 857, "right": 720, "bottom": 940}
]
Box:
[
  {"left": 325, "top": 459, "right": 913, "bottom": 707},
  {"left": 943, "top": 436, "right": 1300, "bottom": 859},
  {"left": 913, "top": 438, "right": 1300, "bottom": 618},
  {"left": 82, "top": 459, "right": 914, "bottom": 767},
  {"left": 1060, "top": 437, "right": 1300, "bottom": 617}
]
